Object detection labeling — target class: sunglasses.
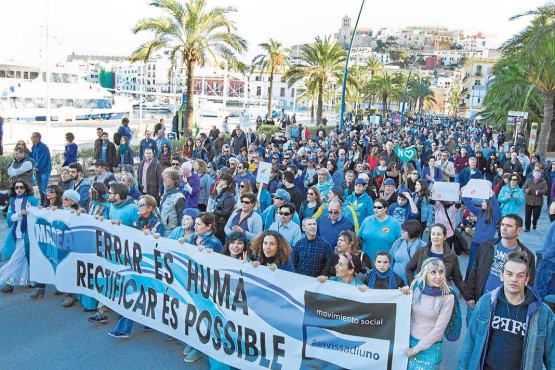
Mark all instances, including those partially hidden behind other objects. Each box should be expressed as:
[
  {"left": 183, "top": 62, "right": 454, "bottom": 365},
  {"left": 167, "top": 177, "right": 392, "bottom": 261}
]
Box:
[
  {"left": 510, "top": 178, "right": 518, "bottom": 181},
  {"left": 46, "top": 188, "right": 56, "bottom": 193},
  {"left": 307, "top": 192, "right": 315, "bottom": 196},
  {"left": 138, "top": 202, "right": 148, "bottom": 207},
  {"left": 328, "top": 210, "right": 340, "bottom": 214},
  {"left": 274, "top": 197, "right": 283, "bottom": 201},
  {"left": 241, "top": 200, "right": 252, "bottom": 204},
  {"left": 14, "top": 185, "right": 25, "bottom": 190},
  {"left": 62, "top": 197, "right": 71, "bottom": 201},
  {"left": 240, "top": 185, "right": 246, "bottom": 188},
  {"left": 172, "top": 163, "right": 180, "bottom": 166},
  {"left": 279, "top": 212, "right": 292, "bottom": 216},
  {"left": 374, "top": 206, "right": 384, "bottom": 209}
]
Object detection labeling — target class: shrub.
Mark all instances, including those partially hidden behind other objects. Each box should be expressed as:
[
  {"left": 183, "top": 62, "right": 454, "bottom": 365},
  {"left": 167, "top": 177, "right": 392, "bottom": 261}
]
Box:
[
  {"left": 258, "top": 125, "right": 280, "bottom": 137},
  {"left": 0, "top": 155, "right": 12, "bottom": 189}
]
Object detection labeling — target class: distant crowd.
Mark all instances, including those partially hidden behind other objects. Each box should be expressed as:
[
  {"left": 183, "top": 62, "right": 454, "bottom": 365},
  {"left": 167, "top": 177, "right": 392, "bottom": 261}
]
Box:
[{"left": 1, "top": 113, "right": 554, "bottom": 369}]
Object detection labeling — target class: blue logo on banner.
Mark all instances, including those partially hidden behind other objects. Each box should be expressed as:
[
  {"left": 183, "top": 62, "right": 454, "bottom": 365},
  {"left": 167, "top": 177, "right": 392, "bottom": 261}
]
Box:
[{"left": 34, "top": 218, "right": 73, "bottom": 271}]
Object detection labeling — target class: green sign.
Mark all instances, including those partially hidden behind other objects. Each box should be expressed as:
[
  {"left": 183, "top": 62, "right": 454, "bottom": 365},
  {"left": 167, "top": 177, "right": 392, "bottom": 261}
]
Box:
[{"left": 394, "top": 146, "right": 417, "bottom": 162}]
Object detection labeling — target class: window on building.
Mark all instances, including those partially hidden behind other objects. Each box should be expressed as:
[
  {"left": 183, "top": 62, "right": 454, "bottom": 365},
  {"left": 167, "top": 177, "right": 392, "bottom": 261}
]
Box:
[
  {"left": 256, "top": 86, "right": 261, "bottom": 96},
  {"left": 280, "top": 87, "right": 285, "bottom": 97},
  {"left": 255, "top": 76, "right": 261, "bottom": 81},
  {"left": 291, "top": 88, "right": 295, "bottom": 97}
]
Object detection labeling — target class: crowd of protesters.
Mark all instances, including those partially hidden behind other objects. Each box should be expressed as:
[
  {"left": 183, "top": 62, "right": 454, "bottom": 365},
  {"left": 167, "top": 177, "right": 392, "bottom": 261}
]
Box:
[{"left": 1, "top": 113, "right": 554, "bottom": 369}]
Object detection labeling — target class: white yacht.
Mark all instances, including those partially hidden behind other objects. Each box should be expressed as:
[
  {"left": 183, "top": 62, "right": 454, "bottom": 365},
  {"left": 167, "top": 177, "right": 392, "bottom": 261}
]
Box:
[{"left": 0, "top": 64, "right": 131, "bottom": 122}]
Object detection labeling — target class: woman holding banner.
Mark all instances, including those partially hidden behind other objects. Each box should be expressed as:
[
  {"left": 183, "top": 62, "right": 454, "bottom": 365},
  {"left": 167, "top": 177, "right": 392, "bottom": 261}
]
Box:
[
  {"left": 403, "top": 257, "right": 460, "bottom": 370},
  {"left": 109, "top": 195, "right": 164, "bottom": 338},
  {"left": 318, "top": 252, "right": 367, "bottom": 288},
  {"left": 250, "top": 231, "right": 294, "bottom": 272},
  {"left": 0, "top": 180, "right": 40, "bottom": 294}
]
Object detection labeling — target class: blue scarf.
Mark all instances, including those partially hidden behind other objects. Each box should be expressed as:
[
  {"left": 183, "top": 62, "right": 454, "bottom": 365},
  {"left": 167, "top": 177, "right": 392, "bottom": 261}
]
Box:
[
  {"left": 367, "top": 268, "right": 397, "bottom": 289},
  {"left": 11, "top": 195, "right": 28, "bottom": 239}
]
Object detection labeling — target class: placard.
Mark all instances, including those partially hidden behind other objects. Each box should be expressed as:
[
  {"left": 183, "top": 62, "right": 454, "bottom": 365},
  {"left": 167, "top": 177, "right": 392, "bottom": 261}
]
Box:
[
  {"left": 431, "top": 181, "right": 460, "bottom": 202},
  {"left": 461, "top": 179, "right": 492, "bottom": 199}
]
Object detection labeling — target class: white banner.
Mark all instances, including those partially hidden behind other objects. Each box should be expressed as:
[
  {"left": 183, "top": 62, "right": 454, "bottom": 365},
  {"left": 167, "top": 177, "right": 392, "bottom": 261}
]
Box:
[
  {"left": 431, "top": 182, "right": 460, "bottom": 202},
  {"left": 461, "top": 179, "right": 492, "bottom": 200},
  {"left": 28, "top": 207, "right": 411, "bottom": 370}
]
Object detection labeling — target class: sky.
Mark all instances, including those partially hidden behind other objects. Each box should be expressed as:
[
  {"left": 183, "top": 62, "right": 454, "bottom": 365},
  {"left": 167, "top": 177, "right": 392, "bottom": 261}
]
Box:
[{"left": 0, "top": 0, "right": 547, "bottom": 66}]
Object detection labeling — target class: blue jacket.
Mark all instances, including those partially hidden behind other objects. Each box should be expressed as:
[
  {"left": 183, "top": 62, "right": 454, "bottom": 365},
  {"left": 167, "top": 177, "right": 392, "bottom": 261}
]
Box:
[
  {"left": 498, "top": 184, "right": 524, "bottom": 216},
  {"left": 108, "top": 197, "right": 138, "bottom": 227},
  {"left": 31, "top": 141, "right": 52, "bottom": 173},
  {"left": 421, "top": 165, "right": 443, "bottom": 185},
  {"left": 534, "top": 222, "right": 555, "bottom": 300},
  {"left": 459, "top": 167, "right": 483, "bottom": 188},
  {"left": 70, "top": 178, "right": 92, "bottom": 212},
  {"left": 63, "top": 143, "right": 78, "bottom": 166},
  {"left": 458, "top": 286, "right": 555, "bottom": 370},
  {"left": 462, "top": 196, "right": 501, "bottom": 245}
]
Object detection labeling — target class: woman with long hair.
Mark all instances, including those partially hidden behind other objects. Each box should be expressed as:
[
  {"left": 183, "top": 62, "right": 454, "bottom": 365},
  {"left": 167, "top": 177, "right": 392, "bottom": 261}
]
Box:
[
  {"left": 187, "top": 212, "right": 223, "bottom": 252},
  {"left": 365, "top": 146, "right": 380, "bottom": 172},
  {"left": 372, "top": 157, "right": 388, "bottom": 188},
  {"left": 389, "top": 220, "right": 427, "bottom": 285},
  {"left": 322, "top": 230, "right": 372, "bottom": 277},
  {"left": 194, "top": 159, "right": 211, "bottom": 212},
  {"left": 0, "top": 180, "right": 40, "bottom": 294},
  {"left": 422, "top": 156, "right": 442, "bottom": 187},
  {"left": 192, "top": 138, "right": 208, "bottom": 161},
  {"left": 413, "top": 180, "right": 433, "bottom": 238},
  {"left": 15, "top": 140, "right": 32, "bottom": 155},
  {"left": 211, "top": 174, "right": 236, "bottom": 243},
  {"left": 160, "top": 169, "right": 185, "bottom": 235},
  {"left": 299, "top": 186, "right": 322, "bottom": 222},
  {"left": 221, "top": 232, "right": 252, "bottom": 261},
  {"left": 250, "top": 231, "right": 294, "bottom": 272},
  {"left": 406, "top": 224, "right": 469, "bottom": 301},
  {"left": 461, "top": 193, "right": 501, "bottom": 279},
  {"left": 181, "top": 137, "right": 194, "bottom": 160},
  {"left": 118, "top": 136, "right": 134, "bottom": 168},
  {"left": 158, "top": 142, "right": 172, "bottom": 169},
  {"left": 326, "top": 159, "right": 344, "bottom": 187},
  {"left": 43, "top": 184, "right": 63, "bottom": 208},
  {"left": 403, "top": 257, "right": 460, "bottom": 370}
]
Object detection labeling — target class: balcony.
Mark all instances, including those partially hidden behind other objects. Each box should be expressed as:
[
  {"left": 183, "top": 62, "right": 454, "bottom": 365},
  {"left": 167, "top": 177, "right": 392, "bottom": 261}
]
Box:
[{"left": 475, "top": 72, "right": 482, "bottom": 77}]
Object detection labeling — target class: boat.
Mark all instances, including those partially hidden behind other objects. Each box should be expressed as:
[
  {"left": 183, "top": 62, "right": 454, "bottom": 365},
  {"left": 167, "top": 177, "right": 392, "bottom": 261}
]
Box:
[{"left": 0, "top": 64, "right": 132, "bottom": 122}]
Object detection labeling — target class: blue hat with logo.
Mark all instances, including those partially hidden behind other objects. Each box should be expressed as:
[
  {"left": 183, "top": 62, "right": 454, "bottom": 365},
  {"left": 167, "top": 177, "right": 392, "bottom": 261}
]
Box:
[{"left": 272, "top": 188, "right": 291, "bottom": 201}]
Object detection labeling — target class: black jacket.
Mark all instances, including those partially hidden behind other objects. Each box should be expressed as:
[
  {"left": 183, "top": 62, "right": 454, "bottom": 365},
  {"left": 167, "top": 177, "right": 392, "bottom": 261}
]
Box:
[
  {"left": 466, "top": 237, "right": 536, "bottom": 301},
  {"left": 94, "top": 140, "right": 118, "bottom": 169}
]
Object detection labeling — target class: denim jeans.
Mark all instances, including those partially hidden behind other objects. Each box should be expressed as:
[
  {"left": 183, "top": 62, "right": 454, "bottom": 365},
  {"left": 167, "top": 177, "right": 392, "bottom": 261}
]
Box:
[
  {"left": 465, "top": 241, "right": 481, "bottom": 280},
  {"left": 115, "top": 316, "right": 134, "bottom": 335},
  {"left": 36, "top": 172, "right": 50, "bottom": 204}
]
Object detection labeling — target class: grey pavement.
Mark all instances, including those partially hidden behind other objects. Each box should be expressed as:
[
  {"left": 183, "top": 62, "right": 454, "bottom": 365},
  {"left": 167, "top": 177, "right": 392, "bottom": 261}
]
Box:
[{"left": 0, "top": 204, "right": 550, "bottom": 369}]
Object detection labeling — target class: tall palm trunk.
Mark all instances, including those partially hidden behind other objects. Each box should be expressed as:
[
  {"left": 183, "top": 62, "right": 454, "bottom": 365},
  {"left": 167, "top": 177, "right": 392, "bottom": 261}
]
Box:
[
  {"left": 267, "top": 68, "right": 274, "bottom": 121},
  {"left": 317, "top": 79, "right": 323, "bottom": 125},
  {"left": 310, "top": 102, "right": 315, "bottom": 122},
  {"left": 537, "top": 91, "right": 555, "bottom": 155},
  {"left": 382, "top": 93, "right": 387, "bottom": 113},
  {"left": 184, "top": 61, "right": 195, "bottom": 135}
]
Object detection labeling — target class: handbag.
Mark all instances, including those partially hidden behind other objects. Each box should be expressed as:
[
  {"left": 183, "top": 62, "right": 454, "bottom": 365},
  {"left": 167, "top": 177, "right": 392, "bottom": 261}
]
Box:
[{"left": 443, "top": 206, "right": 469, "bottom": 255}]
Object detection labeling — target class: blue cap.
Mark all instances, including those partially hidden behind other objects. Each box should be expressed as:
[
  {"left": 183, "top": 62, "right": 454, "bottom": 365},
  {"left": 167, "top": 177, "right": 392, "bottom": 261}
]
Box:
[{"left": 272, "top": 189, "right": 290, "bottom": 201}]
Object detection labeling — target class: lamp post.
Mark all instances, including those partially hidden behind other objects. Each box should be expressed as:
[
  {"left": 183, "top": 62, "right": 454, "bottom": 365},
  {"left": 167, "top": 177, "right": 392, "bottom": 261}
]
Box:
[
  {"left": 400, "top": 54, "right": 416, "bottom": 126},
  {"left": 339, "top": 0, "right": 366, "bottom": 131}
]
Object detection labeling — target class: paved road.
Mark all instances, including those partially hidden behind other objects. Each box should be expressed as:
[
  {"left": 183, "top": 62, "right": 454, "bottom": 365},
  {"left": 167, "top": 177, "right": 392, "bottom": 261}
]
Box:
[{"left": 0, "top": 204, "right": 550, "bottom": 369}]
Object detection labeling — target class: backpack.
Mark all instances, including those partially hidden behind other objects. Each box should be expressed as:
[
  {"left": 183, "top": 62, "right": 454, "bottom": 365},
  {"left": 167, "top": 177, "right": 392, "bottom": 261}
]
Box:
[{"left": 113, "top": 128, "right": 122, "bottom": 146}]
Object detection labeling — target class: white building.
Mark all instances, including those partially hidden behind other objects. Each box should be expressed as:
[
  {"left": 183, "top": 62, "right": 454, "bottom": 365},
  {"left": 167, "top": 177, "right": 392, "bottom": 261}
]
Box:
[{"left": 334, "top": 15, "right": 373, "bottom": 48}]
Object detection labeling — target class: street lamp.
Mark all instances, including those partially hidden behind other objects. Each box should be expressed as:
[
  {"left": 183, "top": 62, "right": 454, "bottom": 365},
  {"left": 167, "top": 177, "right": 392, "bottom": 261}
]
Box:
[
  {"left": 400, "top": 54, "right": 417, "bottom": 125},
  {"left": 339, "top": 0, "right": 366, "bottom": 131}
]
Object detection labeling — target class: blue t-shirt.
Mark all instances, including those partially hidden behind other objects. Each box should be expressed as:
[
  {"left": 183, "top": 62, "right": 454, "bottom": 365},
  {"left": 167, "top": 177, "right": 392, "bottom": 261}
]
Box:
[
  {"left": 483, "top": 241, "right": 515, "bottom": 294},
  {"left": 358, "top": 216, "right": 402, "bottom": 262},
  {"left": 101, "top": 142, "right": 107, "bottom": 161},
  {"left": 429, "top": 252, "right": 443, "bottom": 259}
]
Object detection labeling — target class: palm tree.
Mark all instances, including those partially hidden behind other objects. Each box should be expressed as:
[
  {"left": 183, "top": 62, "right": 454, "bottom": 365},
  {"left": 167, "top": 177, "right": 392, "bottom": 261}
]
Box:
[
  {"left": 252, "top": 39, "right": 289, "bottom": 121},
  {"left": 296, "top": 77, "right": 319, "bottom": 122},
  {"left": 447, "top": 90, "right": 463, "bottom": 119},
  {"left": 129, "top": 0, "right": 247, "bottom": 133},
  {"left": 367, "top": 70, "right": 404, "bottom": 113},
  {"left": 502, "top": 3, "right": 555, "bottom": 155},
  {"left": 481, "top": 59, "right": 542, "bottom": 131},
  {"left": 409, "top": 77, "right": 436, "bottom": 113},
  {"left": 284, "top": 36, "right": 355, "bottom": 125}
]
